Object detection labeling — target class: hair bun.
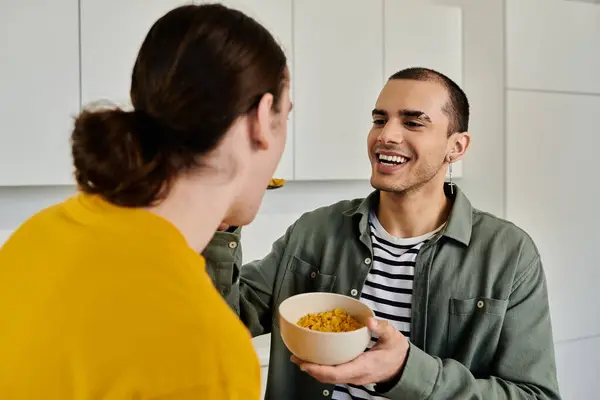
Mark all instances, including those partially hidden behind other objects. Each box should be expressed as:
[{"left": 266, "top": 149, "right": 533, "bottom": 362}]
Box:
[
  {"left": 132, "top": 109, "right": 177, "bottom": 149},
  {"left": 71, "top": 107, "right": 171, "bottom": 206}
]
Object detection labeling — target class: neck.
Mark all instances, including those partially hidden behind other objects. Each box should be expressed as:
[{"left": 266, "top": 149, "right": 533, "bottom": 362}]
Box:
[
  {"left": 377, "top": 182, "right": 452, "bottom": 238},
  {"left": 147, "top": 175, "right": 238, "bottom": 253}
]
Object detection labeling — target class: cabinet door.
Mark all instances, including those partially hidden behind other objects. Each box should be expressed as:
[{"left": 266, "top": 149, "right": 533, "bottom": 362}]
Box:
[
  {"left": 205, "top": 0, "right": 294, "bottom": 179},
  {"left": 80, "top": 0, "right": 191, "bottom": 109},
  {"left": 506, "top": 90, "right": 600, "bottom": 342},
  {"left": 384, "top": 1, "right": 462, "bottom": 85},
  {"left": 507, "top": 0, "right": 600, "bottom": 94},
  {"left": 384, "top": 0, "right": 463, "bottom": 178},
  {"left": 293, "top": 0, "right": 384, "bottom": 180},
  {"left": 0, "top": 0, "right": 80, "bottom": 185}
]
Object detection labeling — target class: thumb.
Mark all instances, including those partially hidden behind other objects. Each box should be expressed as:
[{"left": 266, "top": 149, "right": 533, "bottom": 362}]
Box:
[{"left": 367, "top": 317, "right": 396, "bottom": 342}]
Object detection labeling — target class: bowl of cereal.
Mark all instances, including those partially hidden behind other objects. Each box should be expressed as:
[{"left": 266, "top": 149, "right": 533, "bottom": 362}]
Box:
[{"left": 278, "top": 292, "right": 375, "bottom": 366}]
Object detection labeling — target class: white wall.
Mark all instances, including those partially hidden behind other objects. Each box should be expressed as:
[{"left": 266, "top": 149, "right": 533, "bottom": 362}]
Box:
[{"left": 505, "top": 0, "right": 600, "bottom": 398}]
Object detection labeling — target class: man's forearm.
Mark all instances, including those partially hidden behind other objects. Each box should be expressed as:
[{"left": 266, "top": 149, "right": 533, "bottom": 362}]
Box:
[
  {"left": 203, "top": 223, "right": 296, "bottom": 337},
  {"left": 377, "top": 258, "right": 560, "bottom": 400},
  {"left": 378, "top": 345, "right": 560, "bottom": 400}
]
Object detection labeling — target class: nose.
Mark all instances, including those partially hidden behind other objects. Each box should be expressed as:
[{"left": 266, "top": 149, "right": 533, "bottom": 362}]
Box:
[{"left": 377, "top": 120, "right": 404, "bottom": 145}]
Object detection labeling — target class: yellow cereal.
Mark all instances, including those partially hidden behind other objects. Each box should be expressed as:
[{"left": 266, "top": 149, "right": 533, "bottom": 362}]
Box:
[{"left": 296, "top": 308, "right": 364, "bottom": 332}]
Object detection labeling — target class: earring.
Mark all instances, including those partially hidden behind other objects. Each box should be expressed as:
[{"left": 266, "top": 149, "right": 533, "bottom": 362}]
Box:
[{"left": 448, "top": 159, "right": 454, "bottom": 195}]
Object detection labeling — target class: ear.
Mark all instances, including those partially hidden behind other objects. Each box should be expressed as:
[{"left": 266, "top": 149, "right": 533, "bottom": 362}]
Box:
[
  {"left": 446, "top": 131, "right": 471, "bottom": 163},
  {"left": 250, "top": 92, "right": 275, "bottom": 151}
]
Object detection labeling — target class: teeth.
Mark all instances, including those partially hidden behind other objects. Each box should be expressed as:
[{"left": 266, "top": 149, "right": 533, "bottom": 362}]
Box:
[{"left": 378, "top": 154, "right": 408, "bottom": 164}]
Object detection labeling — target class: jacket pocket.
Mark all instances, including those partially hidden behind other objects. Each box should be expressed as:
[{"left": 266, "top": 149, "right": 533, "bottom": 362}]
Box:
[
  {"left": 289, "top": 256, "right": 337, "bottom": 294},
  {"left": 447, "top": 297, "right": 509, "bottom": 375},
  {"left": 274, "top": 257, "right": 338, "bottom": 329}
]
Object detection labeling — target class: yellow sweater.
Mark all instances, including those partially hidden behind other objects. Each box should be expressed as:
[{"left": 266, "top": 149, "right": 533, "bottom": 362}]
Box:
[{"left": 0, "top": 194, "right": 260, "bottom": 399}]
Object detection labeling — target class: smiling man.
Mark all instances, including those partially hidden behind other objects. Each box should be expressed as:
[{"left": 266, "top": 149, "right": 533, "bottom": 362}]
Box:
[{"left": 204, "top": 67, "right": 561, "bottom": 400}]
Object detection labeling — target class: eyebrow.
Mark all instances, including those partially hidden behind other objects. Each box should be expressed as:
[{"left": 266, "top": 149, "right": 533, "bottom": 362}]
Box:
[{"left": 372, "top": 108, "right": 432, "bottom": 123}]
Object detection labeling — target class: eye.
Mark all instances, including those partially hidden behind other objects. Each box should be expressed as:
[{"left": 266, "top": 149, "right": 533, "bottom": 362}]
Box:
[
  {"left": 405, "top": 121, "right": 424, "bottom": 128},
  {"left": 372, "top": 118, "right": 386, "bottom": 126}
]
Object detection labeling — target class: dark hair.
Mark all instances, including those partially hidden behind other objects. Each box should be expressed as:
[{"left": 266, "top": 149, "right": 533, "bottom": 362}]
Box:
[
  {"left": 388, "top": 67, "right": 469, "bottom": 135},
  {"left": 72, "top": 4, "right": 287, "bottom": 207}
]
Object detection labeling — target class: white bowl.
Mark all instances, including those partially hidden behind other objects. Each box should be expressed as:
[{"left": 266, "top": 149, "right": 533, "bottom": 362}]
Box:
[{"left": 278, "top": 292, "right": 375, "bottom": 366}]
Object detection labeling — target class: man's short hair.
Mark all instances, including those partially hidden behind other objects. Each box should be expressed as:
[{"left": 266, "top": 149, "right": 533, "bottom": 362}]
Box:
[{"left": 389, "top": 67, "right": 469, "bottom": 134}]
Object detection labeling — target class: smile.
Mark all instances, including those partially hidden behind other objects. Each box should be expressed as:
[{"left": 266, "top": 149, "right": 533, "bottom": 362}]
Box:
[{"left": 376, "top": 153, "right": 409, "bottom": 166}]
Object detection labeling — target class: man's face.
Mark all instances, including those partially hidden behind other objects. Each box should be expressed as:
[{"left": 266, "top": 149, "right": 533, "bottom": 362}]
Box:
[{"left": 367, "top": 79, "right": 455, "bottom": 194}]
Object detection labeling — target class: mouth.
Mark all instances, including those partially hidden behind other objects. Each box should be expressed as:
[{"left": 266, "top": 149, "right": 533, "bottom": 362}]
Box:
[{"left": 376, "top": 152, "right": 410, "bottom": 167}]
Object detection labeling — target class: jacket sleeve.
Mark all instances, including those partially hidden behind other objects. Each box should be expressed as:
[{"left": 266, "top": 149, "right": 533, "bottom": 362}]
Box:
[
  {"left": 377, "top": 256, "right": 561, "bottom": 400},
  {"left": 202, "top": 224, "right": 294, "bottom": 337}
]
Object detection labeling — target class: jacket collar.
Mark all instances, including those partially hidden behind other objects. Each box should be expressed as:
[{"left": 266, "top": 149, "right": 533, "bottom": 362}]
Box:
[{"left": 343, "top": 183, "right": 473, "bottom": 246}]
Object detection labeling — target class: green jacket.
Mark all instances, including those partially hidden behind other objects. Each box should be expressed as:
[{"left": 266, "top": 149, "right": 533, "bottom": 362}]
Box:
[{"left": 203, "top": 185, "right": 561, "bottom": 400}]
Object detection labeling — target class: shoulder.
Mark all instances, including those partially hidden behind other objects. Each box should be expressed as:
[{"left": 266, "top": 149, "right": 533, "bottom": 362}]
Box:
[
  {"left": 471, "top": 208, "right": 541, "bottom": 274},
  {"left": 473, "top": 208, "right": 539, "bottom": 252},
  {"left": 290, "top": 197, "right": 366, "bottom": 234},
  {"left": 298, "top": 197, "right": 364, "bottom": 223},
  {"left": 9, "top": 200, "right": 66, "bottom": 231}
]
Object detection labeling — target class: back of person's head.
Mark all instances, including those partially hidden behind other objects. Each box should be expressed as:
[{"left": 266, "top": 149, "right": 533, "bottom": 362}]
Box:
[
  {"left": 72, "top": 4, "right": 290, "bottom": 216},
  {"left": 389, "top": 67, "right": 469, "bottom": 135}
]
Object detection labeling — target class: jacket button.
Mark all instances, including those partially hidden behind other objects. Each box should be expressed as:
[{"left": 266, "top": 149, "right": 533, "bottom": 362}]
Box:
[
  {"left": 310, "top": 272, "right": 317, "bottom": 279},
  {"left": 350, "top": 289, "right": 358, "bottom": 296},
  {"left": 364, "top": 257, "right": 372, "bottom": 265},
  {"left": 322, "top": 389, "right": 330, "bottom": 396},
  {"left": 228, "top": 241, "right": 238, "bottom": 249},
  {"left": 477, "top": 300, "right": 484, "bottom": 309}
]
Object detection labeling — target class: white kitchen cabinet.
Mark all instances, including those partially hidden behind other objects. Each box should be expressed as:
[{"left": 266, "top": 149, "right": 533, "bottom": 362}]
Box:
[
  {"left": 383, "top": 1, "right": 462, "bottom": 86},
  {"left": 506, "top": 90, "right": 600, "bottom": 343},
  {"left": 555, "top": 336, "right": 600, "bottom": 400},
  {"left": 83, "top": 0, "right": 294, "bottom": 180},
  {"left": 293, "top": 0, "right": 384, "bottom": 180},
  {"left": 202, "top": 0, "right": 295, "bottom": 180},
  {"left": 384, "top": 1, "right": 464, "bottom": 179},
  {"left": 0, "top": 0, "right": 80, "bottom": 185},
  {"left": 80, "top": 0, "right": 192, "bottom": 109},
  {"left": 506, "top": 0, "right": 600, "bottom": 94}
]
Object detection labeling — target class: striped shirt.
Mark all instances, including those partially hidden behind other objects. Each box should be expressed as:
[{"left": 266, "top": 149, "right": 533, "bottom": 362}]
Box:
[{"left": 331, "top": 212, "right": 441, "bottom": 400}]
